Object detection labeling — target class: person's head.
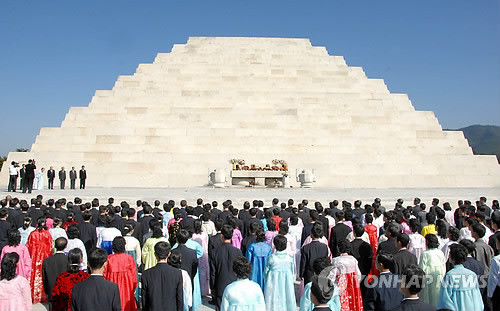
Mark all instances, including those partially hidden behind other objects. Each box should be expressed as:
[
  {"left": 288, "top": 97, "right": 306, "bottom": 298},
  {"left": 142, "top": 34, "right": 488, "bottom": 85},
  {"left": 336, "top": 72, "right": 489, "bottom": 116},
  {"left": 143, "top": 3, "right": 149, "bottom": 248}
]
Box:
[
  {"left": 310, "top": 275, "right": 334, "bottom": 306},
  {"left": 177, "top": 229, "right": 190, "bottom": 244},
  {"left": 7, "top": 229, "right": 21, "bottom": 246},
  {"left": 448, "top": 227, "right": 460, "bottom": 242},
  {"left": 22, "top": 216, "right": 32, "bottom": 230},
  {"left": 435, "top": 220, "right": 447, "bottom": 239},
  {"left": 55, "top": 237, "right": 68, "bottom": 251},
  {"left": 279, "top": 222, "right": 289, "bottom": 235},
  {"left": 221, "top": 225, "right": 234, "bottom": 241},
  {"left": 311, "top": 223, "right": 324, "bottom": 239},
  {"left": 425, "top": 234, "right": 439, "bottom": 249},
  {"left": 353, "top": 224, "right": 365, "bottom": 238},
  {"left": 256, "top": 230, "right": 266, "bottom": 242},
  {"left": 337, "top": 239, "right": 351, "bottom": 255},
  {"left": 425, "top": 212, "right": 436, "bottom": 225},
  {"left": 194, "top": 219, "right": 203, "bottom": 235},
  {"left": 400, "top": 265, "right": 425, "bottom": 297},
  {"left": 273, "top": 234, "right": 287, "bottom": 252},
  {"left": 266, "top": 218, "right": 277, "bottom": 232},
  {"left": 449, "top": 243, "right": 468, "bottom": 265},
  {"left": 365, "top": 213, "right": 373, "bottom": 224},
  {"left": 386, "top": 223, "right": 399, "bottom": 238},
  {"left": 396, "top": 233, "right": 410, "bottom": 249},
  {"left": 313, "top": 257, "right": 331, "bottom": 275},
  {"left": 68, "top": 248, "right": 84, "bottom": 273},
  {"left": 471, "top": 223, "right": 486, "bottom": 240},
  {"left": 67, "top": 224, "right": 80, "bottom": 239},
  {"left": 112, "top": 236, "right": 126, "bottom": 254},
  {"left": 155, "top": 241, "right": 171, "bottom": 261},
  {"left": 376, "top": 252, "right": 394, "bottom": 272},
  {"left": 233, "top": 256, "right": 252, "bottom": 279},
  {"left": 88, "top": 248, "right": 108, "bottom": 272},
  {"left": 151, "top": 221, "right": 163, "bottom": 238},
  {"left": 289, "top": 215, "right": 298, "bottom": 226},
  {"left": 167, "top": 249, "right": 182, "bottom": 268},
  {"left": 37, "top": 217, "right": 48, "bottom": 231},
  {"left": 408, "top": 218, "right": 421, "bottom": 234},
  {"left": 248, "top": 222, "right": 261, "bottom": 235},
  {"left": 491, "top": 211, "right": 500, "bottom": 231},
  {"left": 0, "top": 252, "right": 19, "bottom": 281},
  {"left": 459, "top": 239, "right": 475, "bottom": 256}
]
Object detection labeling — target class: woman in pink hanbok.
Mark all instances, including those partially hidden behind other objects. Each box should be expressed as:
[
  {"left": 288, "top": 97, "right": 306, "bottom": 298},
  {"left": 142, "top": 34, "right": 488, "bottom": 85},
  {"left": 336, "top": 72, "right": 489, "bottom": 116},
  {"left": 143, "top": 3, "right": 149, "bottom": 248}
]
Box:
[
  {"left": 331, "top": 239, "right": 364, "bottom": 311},
  {"left": 191, "top": 220, "right": 210, "bottom": 296},
  {"left": 0, "top": 229, "right": 31, "bottom": 280},
  {"left": 0, "top": 252, "right": 32, "bottom": 311},
  {"left": 408, "top": 219, "right": 426, "bottom": 264}
]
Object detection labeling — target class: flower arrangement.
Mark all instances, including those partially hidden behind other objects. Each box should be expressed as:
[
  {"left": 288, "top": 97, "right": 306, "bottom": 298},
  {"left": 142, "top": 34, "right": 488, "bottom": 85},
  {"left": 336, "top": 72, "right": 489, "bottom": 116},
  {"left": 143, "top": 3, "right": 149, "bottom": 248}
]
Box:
[
  {"left": 231, "top": 159, "right": 245, "bottom": 165},
  {"left": 272, "top": 159, "right": 287, "bottom": 165}
]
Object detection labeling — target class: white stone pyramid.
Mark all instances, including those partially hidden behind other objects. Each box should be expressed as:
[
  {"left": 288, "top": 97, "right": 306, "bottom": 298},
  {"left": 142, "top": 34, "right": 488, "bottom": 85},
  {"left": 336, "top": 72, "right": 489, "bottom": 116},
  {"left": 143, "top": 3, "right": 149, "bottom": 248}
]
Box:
[{"left": 2, "top": 37, "right": 499, "bottom": 188}]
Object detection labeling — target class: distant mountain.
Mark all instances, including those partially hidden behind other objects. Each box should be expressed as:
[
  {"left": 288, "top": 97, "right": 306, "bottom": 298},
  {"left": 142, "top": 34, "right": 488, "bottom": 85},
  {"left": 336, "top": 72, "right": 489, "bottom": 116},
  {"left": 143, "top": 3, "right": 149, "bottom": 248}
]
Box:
[{"left": 446, "top": 125, "right": 500, "bottom": 163}]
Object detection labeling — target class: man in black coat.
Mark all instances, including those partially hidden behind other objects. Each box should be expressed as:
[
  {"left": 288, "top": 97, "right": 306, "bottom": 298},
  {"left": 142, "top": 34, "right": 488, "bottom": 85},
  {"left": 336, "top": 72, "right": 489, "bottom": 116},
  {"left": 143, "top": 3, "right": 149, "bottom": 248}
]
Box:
[
  {"left": 175, "top": 230, "right": 198, "bottom": 283},
  {"left": 22, "top": 159, "right": 36, "bottom": 193},
  {"left": 393, "top": 233, "right": 418, "bottom": 275},
  {"left": 300, "top": 223, "right": 329, "bottom": 285},
  {"left": 79, "top": 166, "right": 87, "bottom": 189},
  {"left": 42, "top": 237, "right": 69, "bottom": 303},
  {"left": 0, "top": 209, "right": 12, "bottom": 253},
  {"left": 141, "top": 242, "right": 183, "bottom": 311},
  {"left": 138, "top": 205, "right": 155, "bottom": 240},
  {"left": 210, "top": 225, "right": 242, "bottom": 309},
  {"left": 364, "top": 252, "right": 403, "bottom": 311},
  {"left": 180, "top": 206, "right": 196, "bottom": 233},
  {"left": 69, "top": 167, "right": 77, "bottom": 189},
  {"left": 208, "top": 219, "right": 224, "bottom": 268},
  {"left": 72, "top": 248, "right": 121, "bottom": 311},
  {"left": 243, "top": 208, "right": 262, "bottom": 237},
  {"left": 19, "top": 164, "right": 26, "bottom": 191},
  {"left": 125, "top": 208, "right": 144, "bottom": 246},
  {"left": 390, "top": 265, "right": 437, "bottom": 311},
  {"left": 329, "top": 211, "right": 351, "bottom": 257},
  {"left": 377, "top": 223, "right": 400, "bottom": 255},
  {"left": 350, "top": 224, "right": 373, "bottom": 277},
  {"left": 58, "top": 166, "right": 66, "bottom": 190},
  {"left": 489, "top": 211, "right": 500, "bottom": 255},
  {"left": 47, "top": 166, "right": 56, "bottom": 190},
  {"left": 78, "top": 211, "right": 97, "bottom": 253},
  {"left": 193, "top": 198, "right": 204, "bottom": 217}
]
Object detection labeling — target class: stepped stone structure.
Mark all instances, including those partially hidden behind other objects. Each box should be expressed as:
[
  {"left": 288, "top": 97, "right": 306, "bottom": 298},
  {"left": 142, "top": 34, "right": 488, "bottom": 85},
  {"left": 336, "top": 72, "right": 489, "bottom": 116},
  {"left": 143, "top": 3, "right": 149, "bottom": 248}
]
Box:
[{"left": 1, "top": 37, "right": 499, "bottom": 188}]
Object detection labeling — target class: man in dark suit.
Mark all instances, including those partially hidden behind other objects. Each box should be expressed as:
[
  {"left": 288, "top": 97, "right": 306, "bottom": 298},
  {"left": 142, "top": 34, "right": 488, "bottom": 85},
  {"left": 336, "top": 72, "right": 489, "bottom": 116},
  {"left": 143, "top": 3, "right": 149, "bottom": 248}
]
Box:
[
  {"left": 301, "top": 210, "right": 320, "bottom": 245},
  {"left": 138, "top": 205, "right": 155, "bottom": 241},
  {"left": 78, "top": 210, "right": 97, "bottom": 253},
  {"left": 42, "top": 237, "right": 69, "bottom": 304},
  {"left": 58, "top": 167, "right": 66, "bottom": 190},
  {"left": 193, "top": 198, "right": 204, "bottom": 217},
  {"left": 390, "top": 265, "right": 437, "bottom": 311},
  {"left": 364, "top": 252, "right": 403, "bottom": 311},
  {"left": 175, "top": 229, "right": 198, "bottom": 283},
  {"left": 489, "top": 211, "right": 500, "bottom": 255},
  {"left": 243, "top": 208, "right": 263, "bottom": 237},
  {"left": 0, "top": 209, "right": 12, "bottom": 253},
  {"left": 72, "top": 248, "right": 121, "bottom": 311},
  {"left": 180, "top": 206, "right": 196, "bottom": 233},
  {"left": 393, "top": 233, "right": 418, "bottom": 275},
  {"left": 47, "top": 166, "right": 56, "bottom": 190},
  {"left": 79, "top": 166, "right": 87, "bottom": 189},
  {"left": 350, "top": 224, "right": 373, "bottom": 277},
  {"left": 22, "top": 159, "right": 36, "bottom": 193},
  {"left": 69, "top": 166, "right": 77, "bottom": 189},
  {"left": 300, "top": 224, "right": 329, "bottom": 285},
  {"left": 329, "top": 211, "right": 351, "bottom": 257},
  {"left": 377, "top": 223, "right": 399, "bottom": 255},
  {"left": 19, "top": 164, "right": 26, "bottom": 191},
  {"left": 210, "top": 225, "right": 242, "bottom": 309},
  {"left": 141, "top": 241, "right": 183, "bottom": 311}
]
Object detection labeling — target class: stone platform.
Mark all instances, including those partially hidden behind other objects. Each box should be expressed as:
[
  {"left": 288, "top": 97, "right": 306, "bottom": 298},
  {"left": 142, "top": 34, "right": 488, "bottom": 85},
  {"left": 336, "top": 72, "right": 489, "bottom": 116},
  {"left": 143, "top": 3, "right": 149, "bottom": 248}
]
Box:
[
  {"left": 4, "top": 186, "right": 499, "bottom": 208},
  {"left": 1, "top": 37, "right": 499, "bottom": 189}
]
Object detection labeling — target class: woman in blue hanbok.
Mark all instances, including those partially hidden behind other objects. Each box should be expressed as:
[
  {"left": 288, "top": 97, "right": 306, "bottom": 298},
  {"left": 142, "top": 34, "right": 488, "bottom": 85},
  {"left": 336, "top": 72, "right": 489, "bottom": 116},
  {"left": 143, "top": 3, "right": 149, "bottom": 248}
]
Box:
[
  {"left": 221, "top": 256, "right": 265, "bottom": 311},
  {"left": 173, "top": 234, "right": 204, "bottom": 311},
  {"left": 97, "top": 216, "right": 122, "bottom": 254},
  {"left": 263, "top": 235, "right": 296, "bottom": 311},
  {"left": 246, "top": 230, "right": 272, "bottom": 290},
  {"left": 18, "top": 216, "right": 36, "bottom": 245},
  {"left": 438, "top": 243, "right": 484, "bottom": 311}
]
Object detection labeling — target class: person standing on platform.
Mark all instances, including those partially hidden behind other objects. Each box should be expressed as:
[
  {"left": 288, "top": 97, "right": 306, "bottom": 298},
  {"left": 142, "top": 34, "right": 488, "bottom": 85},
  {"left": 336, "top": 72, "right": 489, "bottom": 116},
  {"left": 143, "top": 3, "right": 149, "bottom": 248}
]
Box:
[
  {"left": 23, "top": 159, "right": 36, "bottom": 193},
  {"left": 58, "top": 167, "right": 66, "bottom": 190},
  {"left": 19, "top": 164, "right": 26, "bottom": 191},
  {"left": 47, "top": 166, "right": 55, "bottom": 190},
  {"left": 69, "top": 167, "right": 77, "bottom": 190},
  {"left": 79, "top": 166, "right": 87, "bottom": 189},
  {"left": 7, "top": 161, "right": 19, "bottom": 192}
]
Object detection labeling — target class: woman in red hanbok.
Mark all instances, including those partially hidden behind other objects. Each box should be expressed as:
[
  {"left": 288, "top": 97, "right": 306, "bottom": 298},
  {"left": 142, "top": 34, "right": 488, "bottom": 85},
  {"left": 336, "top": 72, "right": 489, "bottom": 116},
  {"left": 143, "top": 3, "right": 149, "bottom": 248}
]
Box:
[
  {"left": 364, "top": 214, "right": 379, "bottom": 280},
  {"left": 52, "top": 248, "right": 90, "bottom": 311},
  {"left": 26, "top": 217, "right": 54, "bottom": 303},
  {"left": 104, "top": 236, "right": 138, "bottom": 311},
  {"left": 331, "top": 239, "right": 364, "bottom": 311}
]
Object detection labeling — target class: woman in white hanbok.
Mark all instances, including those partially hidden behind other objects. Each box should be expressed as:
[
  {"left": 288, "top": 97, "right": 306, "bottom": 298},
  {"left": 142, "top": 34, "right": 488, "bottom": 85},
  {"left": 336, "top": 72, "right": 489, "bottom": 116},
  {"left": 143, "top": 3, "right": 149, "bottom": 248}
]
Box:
[{"left": 34, "top": 168, "right": 45, "bottom": 190}]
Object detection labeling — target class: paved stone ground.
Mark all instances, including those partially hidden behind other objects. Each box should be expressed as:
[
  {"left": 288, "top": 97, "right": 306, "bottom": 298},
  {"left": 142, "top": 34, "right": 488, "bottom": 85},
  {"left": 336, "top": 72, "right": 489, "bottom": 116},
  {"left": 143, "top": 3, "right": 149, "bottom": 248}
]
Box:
[{"left": 4, "top": 186, "right": 500, "bottom": 208}]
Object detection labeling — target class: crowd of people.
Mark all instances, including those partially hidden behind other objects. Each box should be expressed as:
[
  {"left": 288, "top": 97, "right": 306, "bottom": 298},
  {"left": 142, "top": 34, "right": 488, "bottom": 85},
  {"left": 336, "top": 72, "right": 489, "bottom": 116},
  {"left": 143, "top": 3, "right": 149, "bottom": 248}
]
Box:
[
  {"left": 0, "top": 194, "right": 499, "bottom": 311},
  {"left": 7, "top": 160, "right": 87, "bottom": 193}
]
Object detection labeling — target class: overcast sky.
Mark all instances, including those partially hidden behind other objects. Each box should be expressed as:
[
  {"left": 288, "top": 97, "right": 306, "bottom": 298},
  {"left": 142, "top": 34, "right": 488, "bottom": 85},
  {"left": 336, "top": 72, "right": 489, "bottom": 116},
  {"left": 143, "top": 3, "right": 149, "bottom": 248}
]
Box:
[{"left": 0, "top": 0, "right": 499, "bottom": 156}]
